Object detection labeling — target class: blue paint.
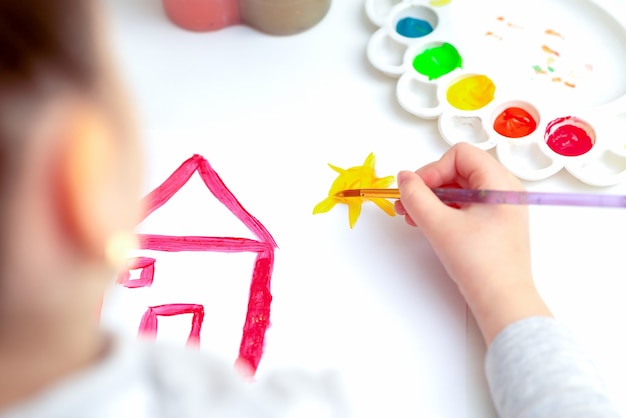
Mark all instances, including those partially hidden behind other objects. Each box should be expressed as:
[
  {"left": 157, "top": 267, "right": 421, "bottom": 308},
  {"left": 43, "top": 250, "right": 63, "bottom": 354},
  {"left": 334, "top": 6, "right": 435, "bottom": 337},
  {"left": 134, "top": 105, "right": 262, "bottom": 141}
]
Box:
[{"left": 396, "top": 17, "right": 433, "bottom": 38}]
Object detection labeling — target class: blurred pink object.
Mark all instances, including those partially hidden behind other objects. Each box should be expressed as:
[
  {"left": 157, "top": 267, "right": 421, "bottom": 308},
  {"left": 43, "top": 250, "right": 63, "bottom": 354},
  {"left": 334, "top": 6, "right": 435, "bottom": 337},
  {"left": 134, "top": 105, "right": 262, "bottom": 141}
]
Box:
[
  {"left": 161, "top": 0, "right": 331, "bottom": 35},
  {"left": 162, "top": 0, "right": 240, "bottom": 32}
]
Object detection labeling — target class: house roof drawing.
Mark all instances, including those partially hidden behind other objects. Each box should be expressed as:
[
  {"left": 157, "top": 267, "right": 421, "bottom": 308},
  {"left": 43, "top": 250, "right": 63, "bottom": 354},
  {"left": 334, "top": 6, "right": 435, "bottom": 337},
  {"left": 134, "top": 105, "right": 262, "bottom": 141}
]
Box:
[
  {"left": 120, "top": 154, "right": 278, "bottom": 375},
  {"left": 140, "top": 154, "right": 277, "bottom": 249}
]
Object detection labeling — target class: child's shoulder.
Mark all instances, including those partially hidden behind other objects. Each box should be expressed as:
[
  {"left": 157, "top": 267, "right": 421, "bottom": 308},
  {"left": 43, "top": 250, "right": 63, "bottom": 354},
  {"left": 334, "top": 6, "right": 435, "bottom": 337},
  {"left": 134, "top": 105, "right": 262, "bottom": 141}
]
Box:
[
  {"left": 137, "top": 340, "right": 350, "bottom": 417},
  {"left": 0, "top": 336, "right": 247, "bottom": 418},
  {"left": 1, "top": 335, "right": 348, "bottom": 418}
]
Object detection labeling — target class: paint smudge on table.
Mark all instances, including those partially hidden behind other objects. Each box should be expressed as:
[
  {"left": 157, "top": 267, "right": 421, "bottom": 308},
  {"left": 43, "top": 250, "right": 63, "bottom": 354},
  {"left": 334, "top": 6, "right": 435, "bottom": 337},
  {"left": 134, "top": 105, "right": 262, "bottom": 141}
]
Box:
[
  {"left": 541, "top": 44, "right": 560, "bottom": 57},
  {"left": 545, "top": 29, "right": 564, "bottom": 39},
  {"left": 483, "top": 16, "right": 593, "bottom": 89},
  {"left": 496, "top": 16, "right": 524, "bottom": 29}
]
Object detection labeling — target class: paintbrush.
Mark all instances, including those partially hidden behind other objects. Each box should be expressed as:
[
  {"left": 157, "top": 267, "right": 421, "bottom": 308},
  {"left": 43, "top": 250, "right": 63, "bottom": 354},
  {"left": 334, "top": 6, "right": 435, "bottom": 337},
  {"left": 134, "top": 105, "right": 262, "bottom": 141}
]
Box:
[{"left": 335, "top": 188, "right": 626, "bottom": 208}]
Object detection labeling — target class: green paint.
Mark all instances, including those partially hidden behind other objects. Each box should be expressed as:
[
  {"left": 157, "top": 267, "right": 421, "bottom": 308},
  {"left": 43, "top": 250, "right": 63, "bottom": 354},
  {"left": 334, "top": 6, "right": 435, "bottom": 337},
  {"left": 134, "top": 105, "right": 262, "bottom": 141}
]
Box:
[
  {"left": 412, "top": 42, "right": 462, "bottom": 80},
  {"left": 548, "top": 66, "right": 555, "bottom": 72}
]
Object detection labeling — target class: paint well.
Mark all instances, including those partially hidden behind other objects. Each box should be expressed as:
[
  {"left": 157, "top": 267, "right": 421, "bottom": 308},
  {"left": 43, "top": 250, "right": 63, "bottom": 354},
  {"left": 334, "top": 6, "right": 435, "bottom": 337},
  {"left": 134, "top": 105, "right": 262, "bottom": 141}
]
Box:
[
  {"left": 446, "top": 75, "right": 496, "bottom": 111},
  {"left": 449, "top": 116, "right": 488, "bottom": 144},
  {"left": 396, "top": 17, "right": 434, "bottom": 38},
  {"left": 412, "top": 42, "right": 462, "bottom": 80},
  {"left": 493, "top": 107, "right": 537, "bottom": 138},
  {"left": 545, "top": 116, "right": 595, "bottom": 156}
]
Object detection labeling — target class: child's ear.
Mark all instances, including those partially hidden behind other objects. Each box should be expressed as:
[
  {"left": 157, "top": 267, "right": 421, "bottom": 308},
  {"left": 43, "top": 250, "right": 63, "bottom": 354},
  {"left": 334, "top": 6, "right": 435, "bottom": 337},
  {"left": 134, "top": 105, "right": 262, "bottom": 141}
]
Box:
[{"left": 58, "top": 102, "right": 138, "bottom": 267}]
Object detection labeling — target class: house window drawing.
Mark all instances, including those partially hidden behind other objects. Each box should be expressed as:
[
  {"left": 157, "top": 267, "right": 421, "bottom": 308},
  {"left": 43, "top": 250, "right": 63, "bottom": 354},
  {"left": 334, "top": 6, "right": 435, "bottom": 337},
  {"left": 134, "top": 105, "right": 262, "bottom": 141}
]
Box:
[
  {"left": 118, "top": 155, "right": 278, "bottom": 375},
  {"left": 117, "top": 257, "right": 156, "bottom": 289}
]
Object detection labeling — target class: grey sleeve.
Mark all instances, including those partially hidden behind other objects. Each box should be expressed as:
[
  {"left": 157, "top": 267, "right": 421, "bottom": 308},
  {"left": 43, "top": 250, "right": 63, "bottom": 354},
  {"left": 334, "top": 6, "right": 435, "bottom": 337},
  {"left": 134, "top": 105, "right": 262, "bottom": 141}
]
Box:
[{"left": 485, "top": 316, "right": 622, "bottom": 418}]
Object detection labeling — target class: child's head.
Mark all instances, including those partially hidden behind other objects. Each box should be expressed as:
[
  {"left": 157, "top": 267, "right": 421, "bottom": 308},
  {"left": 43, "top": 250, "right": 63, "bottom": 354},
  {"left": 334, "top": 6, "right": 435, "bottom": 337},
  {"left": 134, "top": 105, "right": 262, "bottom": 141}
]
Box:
[{"left": 0, "top": 0, "right": 141, "bottom": 316}]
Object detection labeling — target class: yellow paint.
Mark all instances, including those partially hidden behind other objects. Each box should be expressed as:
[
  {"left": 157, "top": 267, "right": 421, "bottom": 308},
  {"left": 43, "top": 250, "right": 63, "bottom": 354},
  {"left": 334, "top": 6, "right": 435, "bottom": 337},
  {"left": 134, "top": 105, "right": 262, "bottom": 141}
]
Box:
[
  {"left": 446, "top": 75, "right": 496, "bottom": 111},
  {"left": 429, "top": 0, "right": 452, "bottom": 6},
  {"left": 313, "top": 153, "right": 395, "bottom": 229}
]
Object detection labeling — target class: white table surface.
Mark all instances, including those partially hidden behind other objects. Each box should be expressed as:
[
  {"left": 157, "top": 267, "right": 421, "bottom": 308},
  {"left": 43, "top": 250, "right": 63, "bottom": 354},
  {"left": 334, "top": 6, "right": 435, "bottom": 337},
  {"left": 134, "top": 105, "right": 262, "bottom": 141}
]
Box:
[{"left": 101, "top": 1, "right": 626, "bottom": 416}]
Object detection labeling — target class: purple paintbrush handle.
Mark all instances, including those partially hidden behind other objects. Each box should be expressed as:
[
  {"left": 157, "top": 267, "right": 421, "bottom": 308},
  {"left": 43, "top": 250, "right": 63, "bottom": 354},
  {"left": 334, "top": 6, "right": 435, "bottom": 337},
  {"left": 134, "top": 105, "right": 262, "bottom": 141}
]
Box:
[{"left": 432, "top": 188, "right": 626, "bottom": 208}]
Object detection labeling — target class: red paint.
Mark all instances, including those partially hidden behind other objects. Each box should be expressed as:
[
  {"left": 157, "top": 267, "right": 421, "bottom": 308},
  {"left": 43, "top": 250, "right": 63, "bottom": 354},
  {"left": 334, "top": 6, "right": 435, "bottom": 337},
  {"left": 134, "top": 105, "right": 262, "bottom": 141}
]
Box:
[
  {"left": 139, "top": 235, "right": 269, "bottom": 253},
  {"left": 139, "top": 304, "right": 205, "bottom": 346},
  {"left": 545, "top": 117, "right": 595, "bottom": 156},
  {"left": 142, "top": 155, "right": 276, "bottom": 245},
  {"left": 493, "top": 107, "right": 537, "bottom": 138},
  {"left": 123, "top": 155, "right": 277, "bottom": 375},
  {"left": 238, "top": 250, "right": 274, "bottom": 372}
]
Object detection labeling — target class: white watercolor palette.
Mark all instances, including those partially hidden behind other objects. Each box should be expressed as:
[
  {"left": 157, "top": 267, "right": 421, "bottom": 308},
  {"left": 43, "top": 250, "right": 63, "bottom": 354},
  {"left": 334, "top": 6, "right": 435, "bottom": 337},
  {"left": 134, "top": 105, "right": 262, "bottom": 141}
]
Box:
[{"left": 365, "top": 0, "right": 626, "bottom": 186}]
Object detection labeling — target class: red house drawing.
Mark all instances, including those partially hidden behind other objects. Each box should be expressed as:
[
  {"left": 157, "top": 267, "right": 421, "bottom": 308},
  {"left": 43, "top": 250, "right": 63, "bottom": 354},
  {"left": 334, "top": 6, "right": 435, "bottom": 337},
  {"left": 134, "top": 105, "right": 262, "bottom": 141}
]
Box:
[{"left": 117, "top": 154, "right": 277, "bottom": 375}]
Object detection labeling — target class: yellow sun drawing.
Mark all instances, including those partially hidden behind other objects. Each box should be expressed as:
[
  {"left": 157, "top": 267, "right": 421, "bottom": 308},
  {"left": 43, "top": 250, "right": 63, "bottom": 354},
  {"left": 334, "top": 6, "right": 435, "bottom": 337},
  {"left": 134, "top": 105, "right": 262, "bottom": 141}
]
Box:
[{"left": 313, "top": 152, "right": 396, "bottom": 228}]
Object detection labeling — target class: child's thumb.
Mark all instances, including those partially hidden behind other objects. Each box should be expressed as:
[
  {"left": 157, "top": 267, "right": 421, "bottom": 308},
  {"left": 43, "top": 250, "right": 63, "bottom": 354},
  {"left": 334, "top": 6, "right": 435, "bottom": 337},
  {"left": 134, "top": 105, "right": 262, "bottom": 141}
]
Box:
[{"left": 397, "top": 171, "right": 446, "bottom": 228}]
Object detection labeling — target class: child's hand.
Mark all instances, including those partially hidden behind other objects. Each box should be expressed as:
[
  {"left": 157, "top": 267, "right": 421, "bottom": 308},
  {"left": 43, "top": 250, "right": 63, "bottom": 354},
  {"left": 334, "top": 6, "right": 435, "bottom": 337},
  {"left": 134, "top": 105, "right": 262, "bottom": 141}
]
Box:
[{"left": 395, "top": 143, "right": 551, "bottom": 344}]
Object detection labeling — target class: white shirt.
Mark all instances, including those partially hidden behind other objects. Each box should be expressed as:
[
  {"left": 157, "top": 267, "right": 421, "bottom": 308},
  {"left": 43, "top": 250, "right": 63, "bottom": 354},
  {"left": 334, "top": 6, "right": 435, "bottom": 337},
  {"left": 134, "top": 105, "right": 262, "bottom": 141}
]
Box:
[
  {"left": 1, "top": 318, "right": 620, "bottom": 418},
  {"left": 0, "top": 336, "right": 348, "bottom": 418}
]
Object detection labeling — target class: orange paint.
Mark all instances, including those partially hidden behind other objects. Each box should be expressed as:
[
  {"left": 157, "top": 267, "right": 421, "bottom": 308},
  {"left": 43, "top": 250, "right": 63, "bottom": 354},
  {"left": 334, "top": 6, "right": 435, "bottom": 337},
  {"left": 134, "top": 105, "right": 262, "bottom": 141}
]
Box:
[
  {"left": 541, "top": 45, "right": 560, "bottom": 56},
  {"left": 545, "top": 29, "right": 564, "bottom": 38},
  {"left": 446, "top": 75, "right": 496, "bottom": 111},
  {"left": 485, "top": 31, "right": 502, "bottom": 40},
  {"left": 495, "top": 16, "right": 522, "bottom": 29},
  {"left": 493, "top": 107, "right": 537, "bottom": 138}
]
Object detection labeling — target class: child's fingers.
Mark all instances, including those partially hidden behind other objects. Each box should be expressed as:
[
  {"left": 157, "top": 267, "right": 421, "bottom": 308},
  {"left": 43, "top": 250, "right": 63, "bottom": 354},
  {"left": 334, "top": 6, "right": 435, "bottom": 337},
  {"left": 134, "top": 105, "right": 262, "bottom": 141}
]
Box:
[
  {"left": 460, "top": 144, "right": 523, "bottom": 190},
  {"left": 397, "top": 170, "right": 451, "bottom": 228},
  {"left": 411, "top": 144, "right": 480, "bottom": 189},
  {"left": 394, "top": 200, "right": 406, "bottom": 216},
  {"left": 394, "top": 200, "right": 418, "bottom": 227},
  {"left": 417, "top": 143, "right": 522, "bottom": 191},
  {"left": 412, "top": 145, "right": 469, "bottom": 188}
]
